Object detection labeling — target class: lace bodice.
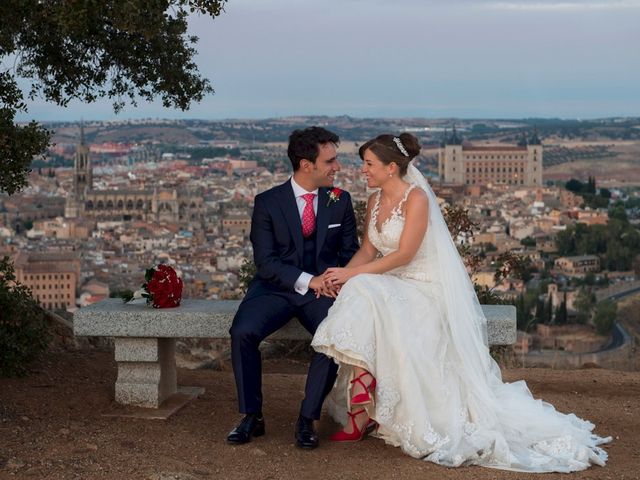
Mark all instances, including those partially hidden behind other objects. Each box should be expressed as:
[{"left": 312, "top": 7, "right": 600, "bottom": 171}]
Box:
[{"left": 368, "top": 185, "right": 438, "bottom": 283}]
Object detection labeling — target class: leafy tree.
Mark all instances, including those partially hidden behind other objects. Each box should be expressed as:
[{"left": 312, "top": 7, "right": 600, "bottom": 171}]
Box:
[
  {"left": 515, "top": 294, "right": 528, "bottom": 330},
  {"left": 573, "top": 287, "right": 595, "bottom": 325},
  {"left": 494, "top": 251, "right": 533, "bottom": 283},
  {"left": 593, "top": 300, "right": 617, "bottom": 336},
  {"left": 555, "top": 216, "right": 640, "bottom": 272},
  {"left": 624, "top": 197, "right": 640, "bottom": 209},
  {"left": 238, "top": 257, "right": 257, "bottom": 294},
  {"left": 0, "top": 256, "right": 51, "bottom": 376},
  {"left": 534, "top": 298, "right": 544, "bottom": 323},
  {"left": 543, "top": 297, "right": 553, "bottom": 324},
  {"left": 520, "top": 236, "right": 536, "bottom": 248},
  {"left": 609, "top": 203, "right": 628, "bottom": 222},
  {"left": 584, "top": 272, "right": 596, "bottom": 286},
  {"left": 565, "top": 178, "right": 584, "bottom": 193},
  {"left": 482, "top": 242, "right": 498, "bottom": 252},
  {"left": 443, "top": 204, "right": 483, "bottom": 275},
  {"left": 554, "top": 293, "right": 568, "bottom": 325},
  {"left": 1, "top": 0, "right": 227, "bottom": 195},
  {"left": 583, "top": 194, "right": 609, "bottom": 209}
]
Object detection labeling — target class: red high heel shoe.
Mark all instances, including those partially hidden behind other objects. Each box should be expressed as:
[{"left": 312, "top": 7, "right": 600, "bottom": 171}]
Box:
[
  {"left": 350, "top": 371, "right": 377, "bottom": 406},
  {"left": 329, "top": 409, "right": 376, "bottom": 442}
]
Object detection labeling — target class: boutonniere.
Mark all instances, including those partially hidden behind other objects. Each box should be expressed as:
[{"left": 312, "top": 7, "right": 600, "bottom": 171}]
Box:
[{"left": 326, "top": 187, "right": 343, "bottom": 206}]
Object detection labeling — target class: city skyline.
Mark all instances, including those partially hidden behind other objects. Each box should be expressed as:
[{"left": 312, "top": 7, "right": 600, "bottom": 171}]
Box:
[{"left": 14, "top": 0, "right": 640, "bottom": 122}]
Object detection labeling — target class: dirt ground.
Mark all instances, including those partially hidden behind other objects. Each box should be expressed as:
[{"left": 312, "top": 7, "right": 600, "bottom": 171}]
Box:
[{"left": 1, "top": 350, "right": 639, "bottom": 480}]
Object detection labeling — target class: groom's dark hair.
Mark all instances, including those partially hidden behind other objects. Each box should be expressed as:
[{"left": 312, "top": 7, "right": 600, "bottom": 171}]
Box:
[{"left": 288, "top": 127, "right": 339, "bottom": 171}]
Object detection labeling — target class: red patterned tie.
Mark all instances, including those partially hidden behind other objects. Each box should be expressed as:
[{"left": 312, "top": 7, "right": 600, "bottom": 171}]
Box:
[{"left": 301, "top": 193, "right": 316, "bottom": 237}]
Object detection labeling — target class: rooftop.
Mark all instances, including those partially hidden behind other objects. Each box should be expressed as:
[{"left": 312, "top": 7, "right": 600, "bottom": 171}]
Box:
[{"left": 463, "top": 146, "right": 528, "bottom": 152}]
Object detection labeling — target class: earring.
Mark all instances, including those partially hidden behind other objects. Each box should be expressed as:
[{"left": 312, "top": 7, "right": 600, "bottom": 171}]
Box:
[{"left": 389, "top": 173, "right": 393, "bottom": 178}]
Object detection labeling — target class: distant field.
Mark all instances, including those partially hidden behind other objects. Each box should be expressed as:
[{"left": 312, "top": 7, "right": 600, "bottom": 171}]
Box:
[{"left": 542, "top": 141, "right": 640, "bottom": 186}]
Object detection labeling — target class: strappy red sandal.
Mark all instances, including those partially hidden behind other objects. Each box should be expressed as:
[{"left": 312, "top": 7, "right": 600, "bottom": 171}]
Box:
[
  {"left": 350, "top": 371, "right": 377, "bottom": 406},
  {"left": 329, "top": 409, "right": 377, "bottom": 442}
]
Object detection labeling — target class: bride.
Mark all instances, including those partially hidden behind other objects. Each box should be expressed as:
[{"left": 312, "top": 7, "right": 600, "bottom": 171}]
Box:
[{"left": 311, "top": 133, "right": 610, "bottom": 472}]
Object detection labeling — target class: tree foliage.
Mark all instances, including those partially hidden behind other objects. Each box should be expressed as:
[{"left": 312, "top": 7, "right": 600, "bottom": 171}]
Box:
[
  {"left": 555, "top": 217, "right": 640, "bottom": 271},
  {"left": 514, "top": 291, "right": 539, "bottom": 332},
  {"left": 443, "top": 204, "right": 483, "bottom": 275},
  {"left": 0, "top": 0, "right": 227, "bottom": 195},
  {"left": 494, "top": 251, "right": 534, "bottom": 284},
  {"left": 564, "top": 176, "right": 610, "bottom": 209},
  {"left": 554, "top": 292, "right": 568, "bottom": 325},
  {"left": 593, "top": 299, "right": 617, "bottom": 336},
  {"left": 0, "top": 256, "right": 51, "bottom": 376},
  {"left": 565, "top": 176, "right": 596, "bottom": 195},
  {"left": 573, "top": 287, "right": 595, "bottom": 325}
]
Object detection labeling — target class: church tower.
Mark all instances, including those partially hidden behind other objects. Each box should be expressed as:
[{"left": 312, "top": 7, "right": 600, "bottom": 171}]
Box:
[
  {"left": 65, "top": 123, "right": 93, "bottom": 218},
  {"left": 74, "top": 123, "right": 92, "bottom": 198},
  {"left": 438, "top": 124, "right": 464, "bottom": 184}
]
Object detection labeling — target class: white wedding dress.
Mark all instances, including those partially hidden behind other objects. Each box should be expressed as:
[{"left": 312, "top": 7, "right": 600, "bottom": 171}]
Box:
[{"left": 312, "top": 166, "right": 610, "bottom": 472}]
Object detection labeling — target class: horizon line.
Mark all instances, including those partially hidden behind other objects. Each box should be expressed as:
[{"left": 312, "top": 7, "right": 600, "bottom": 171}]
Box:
[{"left": 26, "top": 114, "right": 640, "bottom": 125}]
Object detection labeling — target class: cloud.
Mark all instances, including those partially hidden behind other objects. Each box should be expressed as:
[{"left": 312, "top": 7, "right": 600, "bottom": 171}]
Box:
[{"left": 481, "top": 0, "right": 640, "bottom": 11}]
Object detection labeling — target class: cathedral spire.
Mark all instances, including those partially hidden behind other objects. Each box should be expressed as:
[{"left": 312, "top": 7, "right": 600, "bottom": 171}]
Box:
[
  {"left": 529, "top": 126, "right": 541, "bottom": 145},
  {"left": 73, "top": 119, "right": 92, "bottom": 199},
  {"left": 517, "top": 131, "right": 528, "bottom": 147},
  {"left": 440, "top": 127, "right": 448, "bottom": 148},
  {"left": 448, "top": 123, "right": 462, "bottom": 145},
  {"left": 80, "top": 119, "right": 86, "bottom": 145}
]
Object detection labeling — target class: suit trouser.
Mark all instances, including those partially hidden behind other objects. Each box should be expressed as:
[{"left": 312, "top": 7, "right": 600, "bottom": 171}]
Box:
[{"left": 230, "top": 294, "right": 338, "bottom": 420}]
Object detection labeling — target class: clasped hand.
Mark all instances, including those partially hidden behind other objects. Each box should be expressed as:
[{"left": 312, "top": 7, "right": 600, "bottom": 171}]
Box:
[{"left": 310, "top": 267, "right": 355, "bottom": 298}]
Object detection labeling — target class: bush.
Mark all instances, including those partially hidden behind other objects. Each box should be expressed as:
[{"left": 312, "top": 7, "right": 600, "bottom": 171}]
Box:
[
  {"left": 520, "top": 236, "right": 536, "bottom": 248},
  {"left": 0, "top": 256, "right": 51, "bottom": 377},
  {"left": 593, "top": 300, "right": 617, "bottom": 336},
  {"left": 238, "top": 257, "right": 257, "bottom": 295}
]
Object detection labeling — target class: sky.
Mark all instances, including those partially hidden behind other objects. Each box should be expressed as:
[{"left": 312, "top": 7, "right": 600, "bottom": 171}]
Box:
[{"left": 14, "top": 0, "right": 640, "bottom": 121}]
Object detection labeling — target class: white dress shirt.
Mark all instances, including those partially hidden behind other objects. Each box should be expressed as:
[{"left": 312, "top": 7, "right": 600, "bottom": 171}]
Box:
[{"left": 290, "top": 177, "right": 318, "bottom": 295}]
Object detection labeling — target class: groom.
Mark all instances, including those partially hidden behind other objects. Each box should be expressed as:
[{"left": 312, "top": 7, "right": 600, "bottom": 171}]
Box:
[{"left": 227, "top": 127, "right": 359, "bottom": 449}]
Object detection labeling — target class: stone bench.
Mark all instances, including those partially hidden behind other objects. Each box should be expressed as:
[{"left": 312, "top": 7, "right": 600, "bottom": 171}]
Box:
[{"left": 74, "top": 298, "right": 516, "bottom": 415}]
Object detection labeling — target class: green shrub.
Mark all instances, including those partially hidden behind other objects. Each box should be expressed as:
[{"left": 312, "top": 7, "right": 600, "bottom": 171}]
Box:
[
  {"left": 593, "top": 300, "right": 617, "bottom": 336},
  {"left": 0, "top": 256, "right": 51, "bottom": 377},
  {"left": 238, "top": 258, "right": 257, "bottom": 294}
]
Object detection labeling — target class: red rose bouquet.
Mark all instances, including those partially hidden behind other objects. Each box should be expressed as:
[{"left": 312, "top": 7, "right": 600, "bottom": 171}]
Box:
[{"left": 129, "top": 264, "right": 183, "bottom": 308}]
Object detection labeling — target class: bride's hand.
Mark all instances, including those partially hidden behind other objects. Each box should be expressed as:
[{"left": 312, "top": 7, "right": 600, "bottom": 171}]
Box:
[
  {"left": 310, "top": 275, "right": 339, "bottom": 299},
  {"left": 323, "top": 267, "right": 354, "bottom": 286}
]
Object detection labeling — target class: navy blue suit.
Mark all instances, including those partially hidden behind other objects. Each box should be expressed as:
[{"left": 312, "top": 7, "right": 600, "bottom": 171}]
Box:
[{"left": 230, "top": 180, "right": 359, "bottom": 419}]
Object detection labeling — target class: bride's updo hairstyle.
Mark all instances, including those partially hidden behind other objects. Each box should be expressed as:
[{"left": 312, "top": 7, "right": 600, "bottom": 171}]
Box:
[{"left": 358, "top": 133, "right": 421, "bottom": 176}]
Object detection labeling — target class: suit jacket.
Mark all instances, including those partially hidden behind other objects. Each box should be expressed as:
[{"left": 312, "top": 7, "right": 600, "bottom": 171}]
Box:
[{"left": 245, "top": 180, "right": 359, "bottom": 303}]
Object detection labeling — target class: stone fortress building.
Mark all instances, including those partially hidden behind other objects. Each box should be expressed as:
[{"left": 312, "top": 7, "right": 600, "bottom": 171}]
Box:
[
  {"left": 438, "top": 127, "right": 543, "bottom": 187},
  {"left": 65, "top": 125, "right": 204, "bottom": 223}
]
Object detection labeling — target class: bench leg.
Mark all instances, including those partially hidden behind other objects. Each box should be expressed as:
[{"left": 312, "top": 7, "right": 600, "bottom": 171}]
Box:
[{"left": 114, "top": 337, "right": 177, "bottom": 408}]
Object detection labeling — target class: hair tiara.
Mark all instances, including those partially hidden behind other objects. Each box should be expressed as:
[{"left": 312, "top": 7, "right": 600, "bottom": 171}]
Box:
[{"left": 393, "top": 137, "right": 409, "bottom": 157}]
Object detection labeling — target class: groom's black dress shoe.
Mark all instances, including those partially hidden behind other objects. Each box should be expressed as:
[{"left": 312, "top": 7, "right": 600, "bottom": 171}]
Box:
[
  {"left": 226, "top": 413, "right": 265, "bottom": 444},
  {"left": 295, "top": 415, "right": 319, "bottom": 449}
]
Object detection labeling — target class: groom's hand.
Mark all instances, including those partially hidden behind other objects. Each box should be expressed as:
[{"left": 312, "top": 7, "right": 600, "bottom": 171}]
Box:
[{"left": 310, "top": 275, "right": 339, "bottom": 299}]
